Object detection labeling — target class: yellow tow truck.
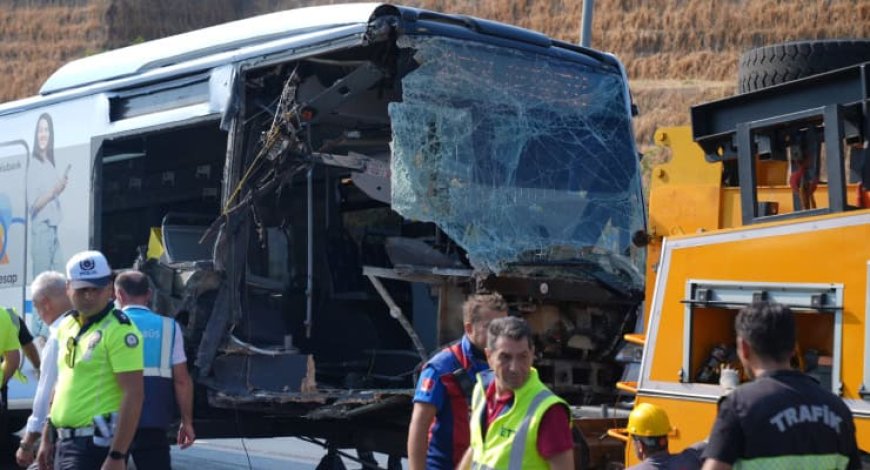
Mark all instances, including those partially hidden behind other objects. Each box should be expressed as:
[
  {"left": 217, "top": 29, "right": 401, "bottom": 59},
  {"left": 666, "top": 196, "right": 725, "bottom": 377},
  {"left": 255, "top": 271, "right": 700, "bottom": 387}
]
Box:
[{"left": 610, "top": 41, "right": 870, "bottom": 467}]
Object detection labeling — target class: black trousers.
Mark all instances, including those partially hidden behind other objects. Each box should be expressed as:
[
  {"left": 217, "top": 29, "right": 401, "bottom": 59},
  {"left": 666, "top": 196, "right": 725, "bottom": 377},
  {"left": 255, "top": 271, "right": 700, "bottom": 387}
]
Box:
[
  {"left": 130, "top": 427, "right": 171, "bottom": 470},
  {"left": 55, "top": 437, "right": 109, "bottom": 470}
]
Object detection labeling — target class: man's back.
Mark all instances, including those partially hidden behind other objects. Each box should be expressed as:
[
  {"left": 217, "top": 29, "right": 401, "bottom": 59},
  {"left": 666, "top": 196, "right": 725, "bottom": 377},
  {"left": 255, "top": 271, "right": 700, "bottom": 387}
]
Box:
[
  {"left": 123, "top": 306, "right": 181, "bottom": 429},
  {"left": 704, "top": 369, "right": 860, "bottom": 469},
  {"left": 629, "top": 447, "right": 702, "bottom": 470}
]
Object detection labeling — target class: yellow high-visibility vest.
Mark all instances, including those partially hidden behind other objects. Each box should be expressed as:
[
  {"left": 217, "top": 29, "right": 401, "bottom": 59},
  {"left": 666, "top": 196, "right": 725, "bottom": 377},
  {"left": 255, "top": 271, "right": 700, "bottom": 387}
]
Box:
[{"left": 469, "top": 368, "right": 569, "bottom": 470}]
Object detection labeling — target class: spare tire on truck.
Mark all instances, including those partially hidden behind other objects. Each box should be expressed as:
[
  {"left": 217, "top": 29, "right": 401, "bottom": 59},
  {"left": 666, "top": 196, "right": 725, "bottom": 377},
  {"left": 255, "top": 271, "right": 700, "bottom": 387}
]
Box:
[{"left": 738, "top": 39, "right": 870, "bottom": 93}]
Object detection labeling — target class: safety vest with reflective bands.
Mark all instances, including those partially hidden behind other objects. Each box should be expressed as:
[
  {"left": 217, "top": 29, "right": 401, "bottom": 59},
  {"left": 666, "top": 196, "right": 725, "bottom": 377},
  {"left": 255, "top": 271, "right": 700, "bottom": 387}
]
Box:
[
  {"left": 1, "top": 307, "right": 27, "bottom": 383},
  {"left": 51, "top": 305, "right": 143, "bottom": 428},
  {"left": 1, "top": 307, "right": 21, "bottom": 349},
  {"left": 469, "top": 368, "right": 568, "bottom": 470},
  {"left": 124, "top": 306, "right": 177, "bottom": 429}
]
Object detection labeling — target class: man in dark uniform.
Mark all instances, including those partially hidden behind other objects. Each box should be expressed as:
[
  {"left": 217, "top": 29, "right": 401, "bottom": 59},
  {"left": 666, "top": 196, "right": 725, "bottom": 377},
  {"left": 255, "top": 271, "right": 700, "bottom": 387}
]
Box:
[
  {"left": 626, "top": 403, "right": 702, "bottom": 470},
  {"left": 702, "top": 302, "right": 860, "bottom": 470},
  {"left": 406, "top": 292, "right": 508, "bottom": 470}
]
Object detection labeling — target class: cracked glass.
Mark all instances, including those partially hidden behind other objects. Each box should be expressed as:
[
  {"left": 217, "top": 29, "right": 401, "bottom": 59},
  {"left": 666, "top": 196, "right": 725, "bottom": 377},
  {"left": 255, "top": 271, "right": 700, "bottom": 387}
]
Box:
[{"left": 389, "top": 35, "right": 644, "bottom": 288}]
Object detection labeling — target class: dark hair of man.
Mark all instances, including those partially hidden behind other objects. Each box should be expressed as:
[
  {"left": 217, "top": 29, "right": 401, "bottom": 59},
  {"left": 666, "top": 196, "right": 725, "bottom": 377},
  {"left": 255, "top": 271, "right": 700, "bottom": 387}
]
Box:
[
  {"left": 635, "top": 435, "right": 668, "bottom": 453},
  {"left": 735, "top": 301, "right": 796, "bottom": 362},
  {"left": 462, "top": 292, "right": 508, "bottom": 324},
  {"left": 114, "top": 271, "right": 151, "bottom": 297},
  {"left": 486, "top": 316, "right": 532, "bottom": 350}
]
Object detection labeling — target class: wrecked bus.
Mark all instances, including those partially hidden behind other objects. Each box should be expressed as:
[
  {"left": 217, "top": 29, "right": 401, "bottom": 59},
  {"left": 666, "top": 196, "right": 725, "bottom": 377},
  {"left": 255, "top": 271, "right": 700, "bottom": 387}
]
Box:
[{"left": 0, "top": 2, "right": 643, "bottom": 462}]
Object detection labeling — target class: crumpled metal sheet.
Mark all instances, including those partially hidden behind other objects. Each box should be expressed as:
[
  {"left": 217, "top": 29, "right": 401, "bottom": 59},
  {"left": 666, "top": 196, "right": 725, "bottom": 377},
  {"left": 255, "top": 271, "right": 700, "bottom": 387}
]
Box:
[
  {"left": 208, "top": 387, "right": 413, "bottom": 419},
  {"left": 389, "top": 35, "right": 645, "bottom": 285}
]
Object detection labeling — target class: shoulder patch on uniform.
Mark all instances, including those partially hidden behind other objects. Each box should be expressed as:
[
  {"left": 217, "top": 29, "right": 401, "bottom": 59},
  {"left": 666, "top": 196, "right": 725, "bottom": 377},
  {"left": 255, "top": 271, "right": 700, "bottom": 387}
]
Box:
[
  {"left": 112, "top": 310, "right": 131, "bottom": 325},
  {"left": 124, "top": 333, "right": 139, "bottom": 348}
]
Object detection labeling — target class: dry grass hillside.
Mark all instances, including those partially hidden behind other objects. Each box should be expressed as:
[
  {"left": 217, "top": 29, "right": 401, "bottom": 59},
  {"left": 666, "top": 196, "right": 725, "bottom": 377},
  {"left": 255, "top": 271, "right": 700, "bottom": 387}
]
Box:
[
  {"left": 1, "top": 0, "right": 867, "bottom": 149},
  {"left": 0, "top": 2, "right": 107, "bottom": 104}
]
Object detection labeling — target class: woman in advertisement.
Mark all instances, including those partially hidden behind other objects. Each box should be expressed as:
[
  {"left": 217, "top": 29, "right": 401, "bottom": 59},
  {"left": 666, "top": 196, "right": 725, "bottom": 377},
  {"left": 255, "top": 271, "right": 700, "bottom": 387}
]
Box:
[{"left": 27, "top": 113, "right": 68, "bottom": 339}]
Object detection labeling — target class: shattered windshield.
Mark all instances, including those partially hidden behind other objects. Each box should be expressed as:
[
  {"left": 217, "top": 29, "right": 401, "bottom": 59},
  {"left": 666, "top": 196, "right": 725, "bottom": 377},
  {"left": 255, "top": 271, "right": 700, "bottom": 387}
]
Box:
[{"left": 389, "top": 35, "right": 644, "bottom": 283}]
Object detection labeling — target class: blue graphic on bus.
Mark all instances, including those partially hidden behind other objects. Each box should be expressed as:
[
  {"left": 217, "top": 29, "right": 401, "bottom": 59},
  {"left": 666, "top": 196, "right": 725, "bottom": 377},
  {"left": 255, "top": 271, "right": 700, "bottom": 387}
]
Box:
[{"left": 0, "top": 193, "right": 26, "bottom": 263}]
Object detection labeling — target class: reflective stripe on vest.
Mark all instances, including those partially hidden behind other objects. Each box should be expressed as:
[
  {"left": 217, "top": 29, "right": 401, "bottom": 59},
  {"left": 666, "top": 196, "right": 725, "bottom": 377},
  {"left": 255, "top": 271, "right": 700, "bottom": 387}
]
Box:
[
  {"left": 734, "top": 453, "right": 850, "bottom": 470},
  {"left": 4, "top": 307, "right": 20, "bottom": 330},
  {"left": 472, "top": 463, "right": 497, "bottom": 470},
  {"left": 507, "top": 390, "right": 553, "bottom": 470},
  {"left": 142, "top": 317, "right": 173, "bottom": 378}
]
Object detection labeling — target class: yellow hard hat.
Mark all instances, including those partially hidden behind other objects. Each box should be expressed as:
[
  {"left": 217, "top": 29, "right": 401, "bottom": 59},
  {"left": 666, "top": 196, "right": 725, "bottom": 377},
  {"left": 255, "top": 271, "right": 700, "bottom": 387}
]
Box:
[{"left": 627, "top": 403, "right": 671, "bottom": 437}]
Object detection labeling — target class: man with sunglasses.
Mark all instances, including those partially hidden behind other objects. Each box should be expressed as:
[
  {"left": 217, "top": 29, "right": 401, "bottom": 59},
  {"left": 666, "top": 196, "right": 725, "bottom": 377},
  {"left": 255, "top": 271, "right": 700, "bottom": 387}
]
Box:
[{"left": 37, "top": 251, "right": 143, "bottom": 470}]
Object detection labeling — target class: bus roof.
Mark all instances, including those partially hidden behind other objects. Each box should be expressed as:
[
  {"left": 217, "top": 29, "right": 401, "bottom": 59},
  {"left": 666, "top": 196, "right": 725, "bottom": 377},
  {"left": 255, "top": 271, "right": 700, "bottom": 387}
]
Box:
[{"left": 39, "top": 3, "right": 383, "bottom": 95}]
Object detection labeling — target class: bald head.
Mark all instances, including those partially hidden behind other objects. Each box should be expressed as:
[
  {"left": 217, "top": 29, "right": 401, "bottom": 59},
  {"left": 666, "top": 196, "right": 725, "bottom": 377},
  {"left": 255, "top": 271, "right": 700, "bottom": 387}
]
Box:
[{"left": 114, "top": 270, "right": 151, "bottom": 308}]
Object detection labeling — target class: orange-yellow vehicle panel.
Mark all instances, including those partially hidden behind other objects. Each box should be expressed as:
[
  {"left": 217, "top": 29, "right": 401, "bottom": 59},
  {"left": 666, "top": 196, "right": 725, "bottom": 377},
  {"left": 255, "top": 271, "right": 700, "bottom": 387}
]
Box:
[{"left": 640, "top": 210, "right": 870, "bottom": 451}]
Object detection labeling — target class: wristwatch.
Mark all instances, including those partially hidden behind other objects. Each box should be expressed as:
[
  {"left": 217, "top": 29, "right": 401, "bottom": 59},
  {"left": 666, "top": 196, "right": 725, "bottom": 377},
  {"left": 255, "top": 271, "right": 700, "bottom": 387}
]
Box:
[{"left": 108, "top": 450, "right": 128, "bottom": 460}]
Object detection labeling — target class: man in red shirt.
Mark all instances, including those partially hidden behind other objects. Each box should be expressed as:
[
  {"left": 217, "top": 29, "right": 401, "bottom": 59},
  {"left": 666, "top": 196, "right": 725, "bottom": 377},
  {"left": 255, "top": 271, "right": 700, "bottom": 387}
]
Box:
[{"left": 460, "top": 316, "right": 574, "bottom": 469}]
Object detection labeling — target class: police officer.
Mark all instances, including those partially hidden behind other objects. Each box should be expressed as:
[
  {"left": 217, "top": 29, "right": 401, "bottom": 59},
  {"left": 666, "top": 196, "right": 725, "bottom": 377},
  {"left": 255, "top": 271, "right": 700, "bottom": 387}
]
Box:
[
  {"left": 626, "top": 403, "right": 702, "bottom": 470},
  {"left": 114, "top": 270, "right": 196, "bottom": 469},
  {"left": 702, "top": 302, "right": 861, "bottom": 470},
  {"left": 407, "top": 292, "right": 507, "bottom": 470},
  {"left": 37, "top": 250, "right": 144, "bottom": 470},
  {"left": 460, "top": 316, "right": 574, "bottom": 470},
  {"left": 1, "top": 306, "right": 41, "bottom": 379},
  {"left": 16, "top": 271, "right": 72, "bottom": 469},
  {"left": 0, "top": 303, "right": 21, "bottom": 416}
]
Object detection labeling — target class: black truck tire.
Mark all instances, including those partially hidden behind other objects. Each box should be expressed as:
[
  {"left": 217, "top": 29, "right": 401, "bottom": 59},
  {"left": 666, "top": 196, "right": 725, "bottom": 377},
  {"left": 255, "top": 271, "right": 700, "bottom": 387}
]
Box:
[{"left": 738, "top": 39, "right": 870, "bottom": 93}]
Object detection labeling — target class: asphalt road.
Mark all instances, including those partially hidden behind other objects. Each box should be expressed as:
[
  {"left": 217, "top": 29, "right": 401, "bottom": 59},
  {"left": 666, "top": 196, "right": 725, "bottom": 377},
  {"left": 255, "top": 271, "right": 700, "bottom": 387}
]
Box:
[
  {"left": 168, "top": 437, "right": 405, "bottom": 470},
  {"left": 0, "top": 436, "right": 403, "bottom": 470}
]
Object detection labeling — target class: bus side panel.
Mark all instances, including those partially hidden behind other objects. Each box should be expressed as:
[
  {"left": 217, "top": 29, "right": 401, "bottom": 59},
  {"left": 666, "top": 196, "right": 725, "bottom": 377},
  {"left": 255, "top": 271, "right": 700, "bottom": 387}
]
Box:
[
  {"left": 0, "top": 95, "right": 105, "bottom": 331},
  {"left": 0, "top": 95, "right": 106, "bottom": 416}
]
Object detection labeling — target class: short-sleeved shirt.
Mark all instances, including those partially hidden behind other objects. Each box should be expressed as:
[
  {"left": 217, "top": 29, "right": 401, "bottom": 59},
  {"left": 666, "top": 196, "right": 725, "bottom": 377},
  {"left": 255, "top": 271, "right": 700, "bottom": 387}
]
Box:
[
  {"left": 413, "top": 335, "right": 490, "bottom": 469},
  {"left": 0, "top": 307, "right": 22, "bottom": 354},
  {"left": 50, "top": 303, "right": 143, "bottom": 428},
  {"left": 703, "top": 369, "right": 860, "bottom": 469}
]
